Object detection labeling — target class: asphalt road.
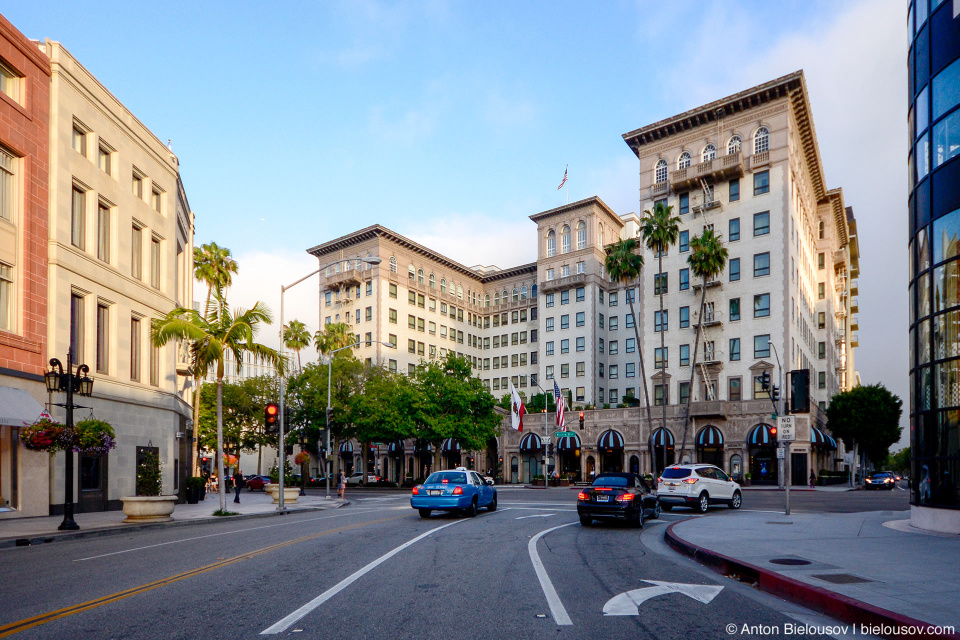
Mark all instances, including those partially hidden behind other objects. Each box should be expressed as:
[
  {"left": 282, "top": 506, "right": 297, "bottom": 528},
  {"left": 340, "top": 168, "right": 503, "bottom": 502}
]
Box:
[{"left": 0, "top": 487, "right": 889, "bottom": 640}]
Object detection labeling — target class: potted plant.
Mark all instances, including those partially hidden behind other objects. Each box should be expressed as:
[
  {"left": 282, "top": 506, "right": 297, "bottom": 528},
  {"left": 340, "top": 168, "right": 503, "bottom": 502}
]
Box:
[
  {"left": 184, "top": 476, "right": 205, "bottom": 504},
  {"left": 121, "top": 451, "right": 178, "bottom": 522},
  {"left": 19, "top": 418, "right": 70, "bottom": 452},
  {"left": 744, "top": 472, "right": 752, "bottom": 487}
]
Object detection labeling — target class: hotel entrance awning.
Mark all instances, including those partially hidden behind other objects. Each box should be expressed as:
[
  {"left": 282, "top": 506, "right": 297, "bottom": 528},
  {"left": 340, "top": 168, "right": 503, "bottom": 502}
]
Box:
[{"left": 0, "top": 386, "right": 45, "bottom": 427}]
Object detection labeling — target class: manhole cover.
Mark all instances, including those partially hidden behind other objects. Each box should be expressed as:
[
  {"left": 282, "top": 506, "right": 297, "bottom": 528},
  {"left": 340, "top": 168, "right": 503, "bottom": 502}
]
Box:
[
  {"left": 812, "top": 573, "right": 872, "bottom": 584},
  {"left": 769, "top": 558, "right": 812, "bottom": 566}
]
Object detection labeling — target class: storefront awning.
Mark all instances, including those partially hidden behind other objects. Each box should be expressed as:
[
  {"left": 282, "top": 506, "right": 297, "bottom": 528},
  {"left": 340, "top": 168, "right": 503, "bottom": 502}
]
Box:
[
  {"left": 0, "top": 386, "right": 45, "bottom": 427},
  {"left": 599, "top": 429, "right": 625, "bottom": 449},
  {"left": 697, "top": 426, "right": 724, "bottom": 447},
  {"left": 387, "top": 440, "right": 404, "bottom": 455},
  {"left": 339, "top": 441, "right": 354, "bottom": 454},
  {"left": 650, "top": 428, "right": 674, "bottom": 448},
  {"left": 811, "top": 426, "right": 838, "bottom": 450},
  {"left": 557, "top": 433, "right": 581, "bottom": 451},
  {"left": 441, "top": 437, "right": 461, "bottom": 452},
  {"left": 519, "top": 433, "right": 542, "bottom": 451},
  {"left": 747, "top": 424, "right": 776, "bottom": 446}
]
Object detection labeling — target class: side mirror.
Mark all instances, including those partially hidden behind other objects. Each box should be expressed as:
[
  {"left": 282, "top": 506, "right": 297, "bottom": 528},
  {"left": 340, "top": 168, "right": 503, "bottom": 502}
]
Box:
[{"left": 486, "top": 479, "right": 494, "bottom": 486}]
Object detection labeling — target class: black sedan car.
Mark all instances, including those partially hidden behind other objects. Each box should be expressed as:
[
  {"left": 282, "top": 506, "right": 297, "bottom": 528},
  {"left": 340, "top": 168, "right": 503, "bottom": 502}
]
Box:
[
  {"left": 865, "top": 471, "right": 897, "bottom": 490},
  {"left": 577, "top": 472, "right": 661, "bottom": 527}
]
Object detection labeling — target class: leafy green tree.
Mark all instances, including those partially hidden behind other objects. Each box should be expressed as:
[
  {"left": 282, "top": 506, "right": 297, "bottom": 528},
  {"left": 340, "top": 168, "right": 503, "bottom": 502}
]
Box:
[
  {"left": 884, "top": 447, "right": 910, "bottom": 475},
  {"left": 827, "top": 384, "right": 903, "bottom": 467},
  {"left": 314, "top": 322, "right": 354, "bottom": 355},
  {"left": 350, "top": 366, "right": 421, "bottom": 482},
  {"left": 605, "top": 237, "right": 654, "bottom": 470},
  {"left": 677, "top": 228, "right": 728, "bottom": 463},
  {"left": 283, "top": 319, "right": 312, "bottom": 372}
]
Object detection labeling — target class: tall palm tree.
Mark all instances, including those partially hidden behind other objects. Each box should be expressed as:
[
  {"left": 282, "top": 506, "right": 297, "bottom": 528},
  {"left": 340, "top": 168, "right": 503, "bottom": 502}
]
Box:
[
  {"left": 152, "top": 287, "right": 285, "bottom": 512},
  {"left": 677, "top": 228, "right": 729, "bottom": 462},
  {"left": 283, "top": 319, "right": 312, "bottom": 371},
  {"left": 194, "top": 242, "right": 238, "bottom": 311},
  {"left": 314, "top": 322, "right": 354, "bottom": 355},
  {"left": 639, "top": 202, "right": 680, "bottom": 474},
  {"left": 604, "top": 238, "right": 655, "bottom": 472}
]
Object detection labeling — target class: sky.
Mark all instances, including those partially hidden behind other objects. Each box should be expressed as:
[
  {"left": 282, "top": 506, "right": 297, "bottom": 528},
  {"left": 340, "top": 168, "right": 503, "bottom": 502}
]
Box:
[{"left": 5, "top": 0, "right": 909, "bottom": 447}]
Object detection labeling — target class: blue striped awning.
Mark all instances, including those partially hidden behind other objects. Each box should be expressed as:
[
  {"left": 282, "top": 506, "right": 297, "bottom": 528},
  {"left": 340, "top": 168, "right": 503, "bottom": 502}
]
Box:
[
  {"left": 414, "top": 439, "right": 432, "bottom": 453},
  {"left": 520, "top": 433, "right": 543, "bottom": 452},
  {"left": 650, "top": 428, "right": 675, "bottom": 447},
  {"left": 697, "top": 426, "right": 724, "bottom": 447},
  {"left": 338, "top": 441, "right": 354, "bottom": 454},
  {"left": 827, "top": 435, "right": 838, "bottom": 449},
  {"left": 747, "top": 424, "right": 776, "bottom": 446},
  {"left": 557, "top": 433, "right": 581, "bottom": 451},
  {"left": 598, "top": 429, "right": 625, "bottom": 449},
  {"left": 387, "top": 440, "right": 404, "bottom": 455},
  {"left": 812, "top": 427, "right": 838, "bottom": 450},
  {"left": 442, "top": 437, "right": 461, "bottom": 452}
]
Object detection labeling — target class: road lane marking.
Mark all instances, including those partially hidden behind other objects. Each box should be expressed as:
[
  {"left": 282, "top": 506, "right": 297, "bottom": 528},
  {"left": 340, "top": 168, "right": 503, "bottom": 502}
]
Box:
[
  {"left": 261, "top": 518, "right": 468, "bottom": 635},
  {"left": 603, "top": 581, "right": 723, "bottom": 615},
  {"left": 516, "top": 514, "right": 556, "bottom": 520},
  {"left": 0, "top": 515, "right": 406, "bottom": 639},
  {"left": 502, "top": 506, "right": 576, "bottom": 512},
  {"left": 528, "top": 522, "right": 577, "bottom": 626}
]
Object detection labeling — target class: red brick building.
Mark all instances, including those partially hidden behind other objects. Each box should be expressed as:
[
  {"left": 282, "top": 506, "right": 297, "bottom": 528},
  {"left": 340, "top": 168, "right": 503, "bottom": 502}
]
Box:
[{"left": 0, "top": 13, "right": 51, "bottom": 517}]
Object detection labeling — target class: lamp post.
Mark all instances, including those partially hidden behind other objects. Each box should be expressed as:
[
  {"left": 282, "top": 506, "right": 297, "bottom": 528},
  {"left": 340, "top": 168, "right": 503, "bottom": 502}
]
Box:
[
  {"left": 45, "top": 349, "right": 94, "bottom": 531},
  {"left": 768, "top": 339, "right": 789, "bottom": 514},
  {"left": 277, "top": 256, "right": 381, "bottom": 510},
  {"left": 321, "top": 337, "right": 396, "bottom": 498}
]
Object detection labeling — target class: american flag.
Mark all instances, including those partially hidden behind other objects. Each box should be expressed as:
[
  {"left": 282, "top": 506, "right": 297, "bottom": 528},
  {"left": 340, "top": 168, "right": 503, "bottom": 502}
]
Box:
[
  {"left": 554, "top": 380, "right": 566, "bottom": 428},
  {"left": 557, "top": 165, "right": 568, "bottom": 190}
]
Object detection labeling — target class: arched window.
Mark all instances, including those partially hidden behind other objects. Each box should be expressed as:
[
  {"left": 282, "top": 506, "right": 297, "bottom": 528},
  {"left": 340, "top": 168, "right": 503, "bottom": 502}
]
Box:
[
  {"left": 576, "top": 221, "right": 586, "bottom": 250},
  {"left": 727, "top": 135, "right": 742, "bottom": 155},
  {"left": 818, "top": 221, "right": 824, "bottom": 240},
  {"left": 502, "top": 289, "right": 508, "bottom": 303},
  {"left": 678, "top": 151, "right": 691, "bottom": 169},
  {"left": 512, "top": 287, "right": 519, "bottom": 302},
  {"left": 417, "top": 269, "right": 424, "bottom": 285},
  {"left": 655, "top": 159, "right": 668, "bottom": 184},
  {"left": 484, "top": 294, "right": 490, "bottom": 308},
  {"left": 546, "top": 229, "right": 556, "bottom": 257},
  {"left": 389, "top": 256, "right": 397, "bottom": 273},
  {"left": 355, "top": 257, "right": 362, "bottom": 270},
  {"left": 429, "top": 273, "right": 435, "bottom": 289},
  {"left": 520, "top": 285, "right": 527, "bottom": 300},
  {"left": 494, "top": 291, "right": 500, "bottom": 306},
  {"left": 408, "top": 264, "right": 415, "bottom": 280},
  {"left": 598, "top": 223, "right": 604, "bottom": 248},
  {"left": 702, "top": 143, "right": 716, "bottom": 162},
  {"left": 561, "top": 225, "right": 571, "bottom": 253},
  {"left": 457, "top": 285, "right": 463, "bottom": 300},
  {"left": 440, "top": 278, "right": 446, "bottom": 294},
  {"left": 754, "top": 126, "right": 769, "bottom": 154}
]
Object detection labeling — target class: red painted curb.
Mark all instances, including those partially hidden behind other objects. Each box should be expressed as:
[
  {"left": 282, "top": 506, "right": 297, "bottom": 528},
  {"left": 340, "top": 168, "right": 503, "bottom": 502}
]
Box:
[{"left": 664, "top": 522, "right": 960, "bottom": 640}]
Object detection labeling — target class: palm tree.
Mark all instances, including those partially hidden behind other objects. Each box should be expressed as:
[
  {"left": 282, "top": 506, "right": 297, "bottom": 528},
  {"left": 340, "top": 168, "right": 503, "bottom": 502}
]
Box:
[
  {"left": 639, "top": 202, "right": 680, "bottom": 474},
  {"left": 314, "top": 322, "right": 354, "bottom": 356},
  {"left": 151, "top": 287, "right": 285, "bottom": 512},
  {"left": 194, "top": 242, "right": 238, "bottom": 311},
  {"left": 283, "top": 319, "right": 312, "bottom": 371},
  {"left": 604, "top": 238, "right": 655, "bottom": 472},
  {"left": 677, "top": 228, "right": 729, "bottom": 462}
]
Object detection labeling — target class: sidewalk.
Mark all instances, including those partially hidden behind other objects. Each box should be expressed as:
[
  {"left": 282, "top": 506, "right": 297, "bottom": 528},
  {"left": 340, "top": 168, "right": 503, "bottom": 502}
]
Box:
[
  {"left": 740, "top": 484, "right": 856, "bottom": 492},
  {"left": 666, "top": 509, "right": 960, "bottom": 639},
  {"left": 0, "top": 490, "right": 346, "bottom": 549}
]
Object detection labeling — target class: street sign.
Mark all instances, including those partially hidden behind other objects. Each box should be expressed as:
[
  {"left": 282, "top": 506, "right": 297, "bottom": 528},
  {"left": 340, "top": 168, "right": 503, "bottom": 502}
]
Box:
[
  {"left": 555, "top": 431, "right": 576, "bottom": 438},
  {"left": 777, "top": 447, "right": 785, "bottom": 459},
  {"left": 543, "top": 436, "right": 551, "bottom": 444},
  {"left": 777, "top": 415, "right": 796, "bottom": 442}
]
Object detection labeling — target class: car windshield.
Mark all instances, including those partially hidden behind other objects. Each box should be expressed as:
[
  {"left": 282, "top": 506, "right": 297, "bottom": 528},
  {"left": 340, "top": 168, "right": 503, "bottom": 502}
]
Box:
[
  {"left": 593, "top": 476, "right": 628, "bottom": 487},
  {"left": 872, "top": 473, "right": 891, "bottom": 478},
  {"left": 425, "top": 472, "right": 467, "bottom": 485},
  {"left": 661, "top": 467, "right": 692, "bottom": 479}
]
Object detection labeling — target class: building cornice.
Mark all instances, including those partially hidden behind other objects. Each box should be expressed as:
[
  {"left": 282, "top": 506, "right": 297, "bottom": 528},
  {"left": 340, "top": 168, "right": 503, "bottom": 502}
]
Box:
[{"left": 528, "top": 196, "right": 624, "bottom": 228}]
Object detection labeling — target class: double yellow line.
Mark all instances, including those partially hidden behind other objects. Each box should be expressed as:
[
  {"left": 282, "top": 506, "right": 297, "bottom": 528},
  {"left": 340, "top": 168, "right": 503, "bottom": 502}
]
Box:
[{"left": 0, "top": 514, "right": 405, "bottom": 638}]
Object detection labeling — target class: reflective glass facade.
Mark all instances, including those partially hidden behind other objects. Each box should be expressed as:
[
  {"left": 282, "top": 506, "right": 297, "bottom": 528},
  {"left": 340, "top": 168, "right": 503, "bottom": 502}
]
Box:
[{"left": 910, "top": 0, "right": 960, "bottom": 509}]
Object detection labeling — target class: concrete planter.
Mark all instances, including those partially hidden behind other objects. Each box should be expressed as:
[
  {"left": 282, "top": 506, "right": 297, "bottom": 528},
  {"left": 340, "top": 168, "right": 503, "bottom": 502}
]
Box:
[
  {"left": 265, "top": 484, "right": 300, "bottom": 504},
  {"left": 120, "top": 496, "right": 178, "bottom": 523}
]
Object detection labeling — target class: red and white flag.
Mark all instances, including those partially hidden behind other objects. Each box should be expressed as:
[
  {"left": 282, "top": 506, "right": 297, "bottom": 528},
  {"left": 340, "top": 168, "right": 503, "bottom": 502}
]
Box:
[
  {"left": 557, "top": 165, "right": 568, "bottom": 190},
  {"left": 554, "top": 380, "right": 566, "bottom": 429},
  {"left": 510, "top": 382, "right": 525, "bottom": 432}
]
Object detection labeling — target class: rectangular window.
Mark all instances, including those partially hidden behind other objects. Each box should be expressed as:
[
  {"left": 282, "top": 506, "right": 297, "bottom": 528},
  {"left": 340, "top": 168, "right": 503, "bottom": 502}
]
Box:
[
  {"left": 368, "top": 282, "right": 374, "bottom": 297},
  {"left": 71, "top": 293, "right": 85, "bottom": 360},
  {"left": 609, "top": 292, "right": 618, "bottom": 307},
  {"left": 679, "top": 192, "right": 689, "bottom": 215},
  {"left": 131, "top": 225, "right": 143, "bottom": 280},
  {"left": 818, "top": 283, "right": 825, "bottom": 299},
  {"left": 754, "top": 293, "right": 770, "bottom": 317},
  {"left": 130, "top": 317, "right": 141, "bottom": 381},
  {"left": 679, "top": 268, "right": 689, "bottom": 290},
  {"left": 679, "top": 306, "right": 689, "bottom": 328},
  {"left": 605, "top": 315, "right": 613, "bottom": 330},
  {"left": 72, "top": 125, "right": 86, "bottom": 156},
  {"left": 388, "top": 359, "right": 397, "bottom": 373},
  {"left": 561, "top": 265, "right": 569, "bottom": 277},
  {"left": 679, "top": 230, "right": 689, "bottom": 252},
  {"left": 546, "top": 293, "right": 554, "bottom": 307},
  {"left": 728, "top": 257, "right": 741, "bottom": 282},
  {"left": 753, "top": 252, "right": 770, "bottom": 277},
  {"left": 655, "top": 347, "right": 667, "bottom": 369},
  {"left": 609, "top": 365, "right": 618, "bottom": 379},
  {"left": 546, "top": 317, "right": 554, "bottom": 332},
  {"left": 654, "top": 273, "right": 668, "bottom": 295},
  {"left": 729, "top": 178, "right": 740, "bottom": 202},
  {"left": 71, "top": 186, "right": 86, "bottom": 249},
  {"left": 546, "top": 268, "right": 554, "bottom": 281},
  {"left": 98, "top": 144, "right": 112, "bottom": 175},
  {"left": 654, "top": 384, "right": 667, "bottom": 407},
  {"left": 152, "top": 187, "right": 162, "bottom": 213},
  {"left": 576, "top": 336, "right": 584, "bottom": 352},
  {"left": 818, "top": 312, "right": 825, "bottom": 330},
  {"left": 408, "top": 314, "right": 416, "bottom": 329},
  {"left": 96, "top": 303, "right": 109, "bottom": 374},
  {"left": 97, "top": 203, "right": 110, "bottom": 263},
  {"left": 598, "top": 337, "right": 604, "bottom": 353},
  {"left": 678, "top": 381, "right": 690, "bottom": 405},
  {"left": 149, "top": 341, "right": 159, "bottom": 386},
  {"left": 389, "top": 309, "right": 397, "bottom": 324},
  {"left": 754, "top": 334, "right": 771, "bottom": 359},
  {"left": 0, "top": 148, "right": 15, "bottom": 222},
  {"left": 576, "top": 261, "right": 585, "bottom": 274},
  {"left": 417, "top": 293, "right": 425, "bottom": 308},
  {"left": 818, "top": 252, "right": 825, "bottom": 269},
  {"left": 753, "top": 211, "right": 770, "bottom": 236},
  {"left": 546, "top": 365, "right": 554, "bottom": 380},
  {"left": 818, "top": 341, "right": 826, "bottom": 359},
  {"left": 576, "top": 286, "right": 585, "bottom": 302},
  {"left": 561, "top": 339, "right": 569, "bottom": 354},
  {"left": 0, "top": 262, "right": 12, "bottom": 331},
  {"left": 389, "top": 283, "right": 397, "bottom": 298},
  {"left": 729, "top": 376, "right": 742, "bottom": 401},
  {"left": 150, "top": 237, "right": 161, "bottom": 289},
  {"left": 576, "top": 386, "right": 585, "bottom": 402},
  {"left": 654, "top": 310, "right": 668, "bottom": 332},
  {"left": 546, "top": 341, "right": 554, "bottom": 356},
  {"left": 576, "top": 311, "right": 585, "bottom": 327},
  {"left": 609, "top": 340, "right": 619, "bottom": 355},
  {"left": 576, "top": 362, "right": 585, "bottom": 377},
  {"left": 729, "top": 338, "right": 741, "bottom": 361},
  {"left": 531, "top": 329, "right": 538, "bottom": 342},
  {"left": 753, "top": 170, "right": 769, "bottom": 195},
  {"left": 680, "top": 344, "right": 690, "bottom": 366},
  {"left": 409, "top": 291, "right": 416, "bottom": 305},
  {"left": 132, "top": 172, "right": 143, "bottom": 198},
  {"left": 819, "top": 371, "right": 826, "bottom": 389},
  {"left": 730, "top": 298, "right": 740, "bottom": 321},
  {"left": 365, "top": 306, "right": 373, "bottom": 321},
  {"left": 729, "top": 218, "right": 740, "bottom": 242},
  {"left": 561, "top": 290, "right": 569, "bottom": 305},
  {"left": 560, "top": 315, "right": 569, "bottom": 329},
  {"left": 417, "top": 318, "right": 425, "bottom": 332},
  {"left": 429, "top": 321, "right": 436, "bottom": 335},
  {"left": 408, "top": 339, "right": 416, "bottom": 354}
]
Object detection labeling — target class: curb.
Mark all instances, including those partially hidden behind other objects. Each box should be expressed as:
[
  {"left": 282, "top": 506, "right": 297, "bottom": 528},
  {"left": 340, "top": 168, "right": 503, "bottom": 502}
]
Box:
[
  {"left": 0, "top": 502, "right": 346, "bottom": 550},
  {"left": 663, "top": 522, "right": 960, "bottom": 640}
]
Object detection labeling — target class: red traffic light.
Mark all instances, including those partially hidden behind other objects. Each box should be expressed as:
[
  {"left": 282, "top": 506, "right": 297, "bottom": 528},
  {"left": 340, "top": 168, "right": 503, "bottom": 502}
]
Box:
[
  {"left": 265, "top": 403, "right": 279, "bottom": 426},
  {"left": 266, "top": 405, "right": 278, "bottom": 416},
  {"left": 579, "top": 411, "right": 584, "bottom": 419},
  {"left": 769, "top": 426, "right": 778, "bottom": 437}
]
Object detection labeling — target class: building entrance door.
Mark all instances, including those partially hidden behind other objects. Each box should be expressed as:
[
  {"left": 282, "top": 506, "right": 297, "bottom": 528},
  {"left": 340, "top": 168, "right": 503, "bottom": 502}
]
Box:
[
  {"left": 791, "top": 452, "right": 808, "bottom": 487},
  {"left": 80, "top": 452, "right": 109, "bottom": 512}
]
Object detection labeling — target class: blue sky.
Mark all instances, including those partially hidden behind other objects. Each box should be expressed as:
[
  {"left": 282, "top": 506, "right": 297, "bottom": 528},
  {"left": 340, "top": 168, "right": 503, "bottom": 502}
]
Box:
[{"left": 5, "top": 0, "right": 909, "bottom": 444}]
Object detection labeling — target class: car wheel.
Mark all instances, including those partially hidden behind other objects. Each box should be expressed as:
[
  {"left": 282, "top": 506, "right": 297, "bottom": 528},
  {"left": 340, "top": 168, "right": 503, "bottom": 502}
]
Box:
[
  {"left": 579, "top": 516, "right": 592, "bottom": 526},
  {"left": 652, "top": 502, "right": 662, "bottom": 519},
  {"left": 697, "top": 492, "right": 710, "bottom": 513},
  {"left": 630, "top": 509, "right": 643, "bottom": 529},
  {"left": 660, "top": 503, "right": 673, "bottom": 512},
  {"left": 464, "top": 498, "right": 478, "bottom": 517},
  {"left": 487, "top": 493, "right": 497, "bottom": 512},
  {"left": 729, "top": 490, "right": 742, "bottom": 509},
  {"left": 418, "top": 509, "right": 431, "bottom": 518}
]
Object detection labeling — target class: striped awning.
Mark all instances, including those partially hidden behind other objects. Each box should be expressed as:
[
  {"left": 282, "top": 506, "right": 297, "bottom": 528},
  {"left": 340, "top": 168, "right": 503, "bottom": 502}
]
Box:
[
  {"left": 414, "top": 439, "right": 432, "bottom": 453},
  {"left": 747, "top": 424, "right": 776, "bottom": 446},
  {"left": 811, "top": 427, "right": 838, "bottom": 450},
  {"left": 598, "top": 429, "right": 625, "bottom": 450},
  {"left": 442, "top": 437, "right": 461, "bottom": 452},
  {"left": 557, "top": 433, "right": 581, "bottom": 451},
  {"left": 519, "top": 433, "right": 543, "bottom": 451},
  {"left": 387, "top": 440, "right": 404, "bottom": 455},
  {"left": 650, "top": 428, "right": 674, "bottom": 447},
  {"left": 697, "top": 426, "right": 724, "bottom": 447},
  {"left": 827, "top": 434, "right": 838, "bottom": 449},
  {"left": 338, "top": 441, "right": 354, "bottom": 454}
]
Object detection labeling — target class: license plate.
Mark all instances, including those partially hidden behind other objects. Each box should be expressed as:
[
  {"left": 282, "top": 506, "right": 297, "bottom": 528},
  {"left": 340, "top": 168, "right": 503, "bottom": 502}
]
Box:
[
  {"left": 429, "top": 490, "right": 441, "bottom": 496},
  {"left": 667, "top": 486, "right": 675, "bottom": 491},
  {"left": 596, "top": 495, "right": 609, "bottom": 502}
]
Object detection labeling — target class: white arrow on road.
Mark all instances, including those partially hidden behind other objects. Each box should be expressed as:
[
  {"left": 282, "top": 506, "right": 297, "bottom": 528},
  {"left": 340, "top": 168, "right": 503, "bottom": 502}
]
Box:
[
  {"left": 603, "top": 581, "right": 723, "bottom": 615},
  {"left": 516, "top": 513, "right": 556, "bottom": 519}
]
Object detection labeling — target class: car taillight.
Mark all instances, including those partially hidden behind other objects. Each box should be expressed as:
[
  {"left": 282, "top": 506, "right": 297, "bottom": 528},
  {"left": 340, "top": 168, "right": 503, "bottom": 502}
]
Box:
[
  {"left": 412, "top": 486, "right": 419, "bottom": 495},
  {"left": 616, "top": 493, "right": 635, "bottom": 502},
  {"left": 682, "top": 478, "right": 699, "bottom": 484},
  {"left": 452, "top": 486, "right": 463, "bottom": 495},
  {"left": 657, "top": 477, "right": 663, "bottom": 484},
  {"left": 578, "top": 491, "right": 589, "bottom": 500}
]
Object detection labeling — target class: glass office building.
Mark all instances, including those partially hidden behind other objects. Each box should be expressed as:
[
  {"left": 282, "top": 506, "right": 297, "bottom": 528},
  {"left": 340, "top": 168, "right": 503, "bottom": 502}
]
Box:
[{"left": 909, "top": 0, "right": 960, "bottom": 532}]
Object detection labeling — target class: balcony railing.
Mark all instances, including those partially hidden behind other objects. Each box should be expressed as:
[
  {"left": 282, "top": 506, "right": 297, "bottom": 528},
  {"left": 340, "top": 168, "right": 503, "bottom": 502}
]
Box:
[
  {"left": 749, "top": 151, "right": 770, "bottom": 169},
  {"left": 833, "top": 250, "right": 846, "bottom": 268},
  {"left": 668, "top": 152, "right": 744, "bottom": 191},
  {"left": 323, "top": 266, "right": 365, "bottom": 291},
  {"left": 651, "top": 181, "right": 669, "bottom": 197},
  {"left": 540, "top": 273, "right": 586, "bottom": 293}
]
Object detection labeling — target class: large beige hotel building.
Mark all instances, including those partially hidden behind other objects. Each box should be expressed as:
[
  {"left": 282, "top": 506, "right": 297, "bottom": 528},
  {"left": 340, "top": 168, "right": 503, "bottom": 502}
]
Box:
[{"left": 312, "top": 71, "right": 860, "bottom": 487}]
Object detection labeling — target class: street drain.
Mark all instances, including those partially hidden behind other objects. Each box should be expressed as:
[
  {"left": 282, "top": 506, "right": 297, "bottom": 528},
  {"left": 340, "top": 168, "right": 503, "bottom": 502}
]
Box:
[
  {"left": 769, "top": 558, "right": 812, "bottom": 566},
  {"left": 812, "top": 573, "right": 872, "bottom": 584}
]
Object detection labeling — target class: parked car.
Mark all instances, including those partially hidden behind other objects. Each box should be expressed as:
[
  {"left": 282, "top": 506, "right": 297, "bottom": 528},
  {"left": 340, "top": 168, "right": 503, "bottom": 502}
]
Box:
[
  {"left": 345, "top": 472, "right": 380, "bottom": 486},
  {"left": 411, "top": 469, "right": 497, "bottom": 518},
  {"left": 656, "top": 464, "right": 742, "bottom": 513},
  {"left": 245, "top": 475, "right": 272, "bottom": 492},
  {"left": 577, "top": 472, "right": 660, "bottom": 527},
  {"left": 865, "top": 471, "right": 897, "bottom": 490}
]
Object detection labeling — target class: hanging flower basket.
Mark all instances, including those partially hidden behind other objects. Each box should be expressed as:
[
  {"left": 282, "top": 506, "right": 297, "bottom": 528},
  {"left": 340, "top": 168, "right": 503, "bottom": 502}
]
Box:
[
  {"left": 294, "top": 451, "right": 310, "bottom": 466},
  {"left": 223, "top": 454, "right": 239, "bottom": 468},
  {"left": 19, "top": 417, "right": 117, "bottom": 455},
  {"left": 20, "top": 418, "right": 71, "bottom": 452},
  {"left": 73, "top": 418, "right": 117, "bottom": 455}
]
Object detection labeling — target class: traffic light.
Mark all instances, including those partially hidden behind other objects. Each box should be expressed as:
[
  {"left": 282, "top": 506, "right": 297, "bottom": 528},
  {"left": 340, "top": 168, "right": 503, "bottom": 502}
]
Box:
[
  {"left": 772, "top": 385, "right": 780, "bottom": 402},
  {"left": 200, "top": 456, "right": 211, "bottom": 475},
  {"left": 326, "top": 407, "right": 334, "bottom": 425},
  {"left": 769, "top": 425, "right": 778, "bottom": 440},
  {"left": 760, "top": 371, "right": 771, "bottom": 391},
  {"left": 265, "top": 402, "right": 279, "bottom": 433},
  {"left": 579, "top": 411, "right": 585, "bottom": 430},
  {"left": 789, "top": 369, "right": 811, "bottom": 413},
  {"left": 547, "top": 443, "right": 554, "bottom": 457}
]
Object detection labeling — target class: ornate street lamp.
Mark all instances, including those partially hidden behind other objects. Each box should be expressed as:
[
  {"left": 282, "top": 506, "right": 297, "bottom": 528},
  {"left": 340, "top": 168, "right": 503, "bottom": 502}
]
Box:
[{"left": 46, "top": 350, "right": 94, "bottom": 530}]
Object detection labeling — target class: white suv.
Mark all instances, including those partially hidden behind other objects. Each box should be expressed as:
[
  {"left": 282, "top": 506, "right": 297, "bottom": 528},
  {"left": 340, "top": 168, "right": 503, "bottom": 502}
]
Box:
[{"left": 657, "top": 464, "right": 742, "bottom": 513}]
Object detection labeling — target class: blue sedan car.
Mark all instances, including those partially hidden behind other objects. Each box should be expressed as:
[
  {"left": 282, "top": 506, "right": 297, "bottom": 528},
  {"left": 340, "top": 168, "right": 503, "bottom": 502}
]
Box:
[{"left": 410, "top": 469, "right": 497, "bottom": 518}]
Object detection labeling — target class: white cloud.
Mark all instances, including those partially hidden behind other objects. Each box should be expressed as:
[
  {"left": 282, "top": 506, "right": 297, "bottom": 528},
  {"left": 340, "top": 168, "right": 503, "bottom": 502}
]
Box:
[{"left": 406, "top": 212, "right": 538, "bottom": 269}]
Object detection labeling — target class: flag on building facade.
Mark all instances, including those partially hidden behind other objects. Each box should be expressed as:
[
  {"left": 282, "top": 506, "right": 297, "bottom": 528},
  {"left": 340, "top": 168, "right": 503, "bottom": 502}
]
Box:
[
  {"left": 554, "top": 380, "right": 565, "bottom": 428},
  {"left": 510, "top": 382, "right": 525, "bottom": 432},
  {"left": 557, "top": 165, "right": 568, "bottom": 190}
]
